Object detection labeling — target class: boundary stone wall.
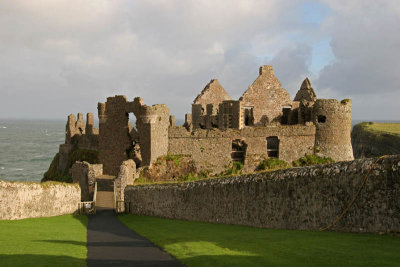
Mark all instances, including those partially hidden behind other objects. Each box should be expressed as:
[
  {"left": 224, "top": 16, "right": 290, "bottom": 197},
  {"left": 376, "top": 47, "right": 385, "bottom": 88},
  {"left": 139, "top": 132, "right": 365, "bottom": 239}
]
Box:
[
  {"left": 125, "top": 155, "right": 400, "bottom": 233},
  {"left": 0, "top": 181, "right": 80, "bottom": 220}
]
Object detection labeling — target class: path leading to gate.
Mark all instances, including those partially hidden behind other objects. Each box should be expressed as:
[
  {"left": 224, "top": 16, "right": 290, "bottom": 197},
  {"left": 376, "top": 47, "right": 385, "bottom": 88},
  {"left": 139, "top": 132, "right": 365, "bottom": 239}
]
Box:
[{"left": 87, "top": 210, "right": 184, "bottom": 266}]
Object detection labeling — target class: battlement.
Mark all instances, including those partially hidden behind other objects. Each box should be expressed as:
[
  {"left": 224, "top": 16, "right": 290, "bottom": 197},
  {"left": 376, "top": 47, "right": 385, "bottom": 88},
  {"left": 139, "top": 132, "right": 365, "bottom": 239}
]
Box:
[{"left": 65, "top": 112, "right": 98, "bottom": 143}]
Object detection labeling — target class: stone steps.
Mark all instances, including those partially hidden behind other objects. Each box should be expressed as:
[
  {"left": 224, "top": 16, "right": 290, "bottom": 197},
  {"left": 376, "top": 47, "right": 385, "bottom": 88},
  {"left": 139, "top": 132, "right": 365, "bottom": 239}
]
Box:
[{"left": 96, "top": 191, "right": 114, "bottom": 210}]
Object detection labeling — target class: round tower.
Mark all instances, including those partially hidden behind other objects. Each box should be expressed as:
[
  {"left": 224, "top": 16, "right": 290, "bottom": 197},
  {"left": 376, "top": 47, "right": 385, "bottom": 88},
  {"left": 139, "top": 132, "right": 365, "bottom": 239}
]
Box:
[{"left": 312, "top": 99, "right": 353, "bottom": 161}]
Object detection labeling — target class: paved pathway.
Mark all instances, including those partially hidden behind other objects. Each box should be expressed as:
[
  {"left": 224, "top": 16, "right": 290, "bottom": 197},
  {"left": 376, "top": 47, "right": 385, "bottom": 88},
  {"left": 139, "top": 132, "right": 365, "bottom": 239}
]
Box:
[{"left": 87, "top": 210, "right": 184, "bottom": 266}]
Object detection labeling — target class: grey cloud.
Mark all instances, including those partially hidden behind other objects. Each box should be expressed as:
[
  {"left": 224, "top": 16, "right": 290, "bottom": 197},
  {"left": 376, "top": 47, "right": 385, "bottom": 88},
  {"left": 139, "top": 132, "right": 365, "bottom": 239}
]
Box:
[
  {"left": 0, "top": 0, "right": 398, "bottom": 121},
  {"left": 314, "top": 0, "right": 400, "bottom": 119}
]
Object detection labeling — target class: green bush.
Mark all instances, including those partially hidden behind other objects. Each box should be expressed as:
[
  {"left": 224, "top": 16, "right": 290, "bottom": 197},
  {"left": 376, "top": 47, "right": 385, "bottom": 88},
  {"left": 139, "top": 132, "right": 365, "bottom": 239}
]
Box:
[
  {"left": 219, "top": 161, "right": 244, "bottom": 176},
  {"left": 257, "top": 158, "right": 289, "bottom": 171},
  {"left": 164, "top": 154, "right": 183, "bottom": 166},
  {"left": 292, "top": 154, "right": 334, "bottom": 167}
]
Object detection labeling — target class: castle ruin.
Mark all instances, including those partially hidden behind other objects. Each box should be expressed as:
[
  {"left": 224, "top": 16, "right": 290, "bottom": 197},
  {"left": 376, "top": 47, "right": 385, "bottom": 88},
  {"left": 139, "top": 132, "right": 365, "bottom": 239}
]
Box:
[{"left": 59, "top": 65, "right": 354, "bottom": 178}]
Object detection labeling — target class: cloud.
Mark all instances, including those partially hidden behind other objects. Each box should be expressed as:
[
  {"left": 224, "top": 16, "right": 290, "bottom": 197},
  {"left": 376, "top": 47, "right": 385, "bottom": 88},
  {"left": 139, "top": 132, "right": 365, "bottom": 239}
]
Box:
[
  {"left": 318, "top": 1, "right": 400, "bottom": 92},
  {"left": 0, "top": 0, "right": 398, "bottom": 120}
]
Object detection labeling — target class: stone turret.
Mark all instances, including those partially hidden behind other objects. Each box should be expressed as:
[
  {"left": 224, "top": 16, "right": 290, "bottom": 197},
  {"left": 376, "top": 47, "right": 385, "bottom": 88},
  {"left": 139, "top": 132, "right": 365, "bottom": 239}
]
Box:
[{"left": 312, "top": 99, "right": 353, "bottom": 161}]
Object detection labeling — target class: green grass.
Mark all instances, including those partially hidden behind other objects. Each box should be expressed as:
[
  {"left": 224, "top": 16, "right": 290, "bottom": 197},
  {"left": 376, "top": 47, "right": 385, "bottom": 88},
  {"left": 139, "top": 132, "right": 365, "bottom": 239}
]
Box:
[
  {"left": 292, "top": 154, "right": 334, "bottom": 167},
  {"left": 0, "top": 215, "right": 87, "bottom": 267},
  {"left": 365, "top": 122, "right": 400, "bottom": 136},
  {"left": 257, "top": 158, "right": 289, "bottom": 171},
  {"left": 119, "top": 215, "right": 400, "bottom": 267}
]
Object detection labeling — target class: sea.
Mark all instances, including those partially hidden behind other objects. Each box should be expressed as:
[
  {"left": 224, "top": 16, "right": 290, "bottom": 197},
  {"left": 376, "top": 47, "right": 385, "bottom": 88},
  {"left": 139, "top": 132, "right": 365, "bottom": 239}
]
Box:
[{"left": 0, "top": 119, "right": 399, "bottom": 183}]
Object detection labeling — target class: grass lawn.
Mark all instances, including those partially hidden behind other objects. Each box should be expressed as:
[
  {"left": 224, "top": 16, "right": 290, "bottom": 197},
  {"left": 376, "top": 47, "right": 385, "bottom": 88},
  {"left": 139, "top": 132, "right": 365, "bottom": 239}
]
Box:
[
  {"left": 0, "top": 215, "right": 87, "bottom": 267},
  {"left": 119, "top": 215, "right": 400, "bottom": 267},
  {"left": 366, "top": 123, "right": 400, "bottom": 136}
]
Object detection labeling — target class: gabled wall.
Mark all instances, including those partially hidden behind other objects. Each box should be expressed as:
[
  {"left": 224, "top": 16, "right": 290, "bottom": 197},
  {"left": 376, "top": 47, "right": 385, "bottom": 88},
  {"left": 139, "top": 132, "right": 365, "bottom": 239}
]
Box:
[{"left": 240, "top": 66, "right": 292, "bottom": 125}]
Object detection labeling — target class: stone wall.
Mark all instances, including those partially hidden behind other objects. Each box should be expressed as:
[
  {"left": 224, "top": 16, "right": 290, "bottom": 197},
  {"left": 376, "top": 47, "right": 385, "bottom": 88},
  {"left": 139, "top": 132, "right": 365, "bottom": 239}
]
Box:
[
  {"left": 0, "top": 181, "right": 80, "bottom": 220},
  {"left": 115, "top": 160, "right": 136, "bottom": 212},
  {"left": 71, "top": 161, "right": 103, "bottom": 201},
  {"left": 168, "top": 124, "right": 315, "bottom": 173},
  {"left": 98, "top": 96, "right": 170, "bottom": 175},
  {"left": 125, "top": 155, "right": 400, "bottom": 233}
]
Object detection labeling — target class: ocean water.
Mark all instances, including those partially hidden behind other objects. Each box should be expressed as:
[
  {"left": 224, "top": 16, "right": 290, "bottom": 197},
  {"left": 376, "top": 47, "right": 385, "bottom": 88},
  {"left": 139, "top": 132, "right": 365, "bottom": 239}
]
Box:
[
  {"left": 0, "top": 120, "right": 65, "bottom": 182},
  {"left": 0, "top": 119, "right": 399, "bottom": 183}
]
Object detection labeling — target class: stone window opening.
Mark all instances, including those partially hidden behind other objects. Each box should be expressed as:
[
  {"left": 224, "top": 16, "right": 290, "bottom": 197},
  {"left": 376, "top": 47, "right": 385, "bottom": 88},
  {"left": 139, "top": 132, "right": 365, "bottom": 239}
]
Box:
[
  {"left": 281, "top": 106, "right": 291, "bottom": 125},
  {"left": 317, "top": 115, "right": 326, "bottom": 123},
  {"left": 244, "top": 107, "right": 254, "bottom": 126},
  {"left": 266, "top": 136, "right": 279, "bottom": 158},
  {"left": 231, "top": 139, "right": 247, "bottom": 163},
  {"left": 126, "top": 112, "right": 142, "bottom": 167}
]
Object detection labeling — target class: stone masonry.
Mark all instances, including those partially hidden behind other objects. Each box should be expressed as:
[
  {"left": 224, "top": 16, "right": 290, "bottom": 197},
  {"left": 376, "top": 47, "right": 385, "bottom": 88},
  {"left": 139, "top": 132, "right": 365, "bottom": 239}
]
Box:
[
  {"left": 58, "top": 65, "right": 353, "bottom": 178},
  {"left": 0, "top": 181, "right": 80, "bottom": 220},
  {"left": 125, "top": 155, "right": 400, "bottom": 233}
]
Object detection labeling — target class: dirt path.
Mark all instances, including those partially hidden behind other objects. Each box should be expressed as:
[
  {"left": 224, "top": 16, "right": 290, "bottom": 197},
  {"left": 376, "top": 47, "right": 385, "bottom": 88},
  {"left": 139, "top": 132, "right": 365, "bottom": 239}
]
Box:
[{"left": 87, "top": 210, "right": 183, "bottom": 266}]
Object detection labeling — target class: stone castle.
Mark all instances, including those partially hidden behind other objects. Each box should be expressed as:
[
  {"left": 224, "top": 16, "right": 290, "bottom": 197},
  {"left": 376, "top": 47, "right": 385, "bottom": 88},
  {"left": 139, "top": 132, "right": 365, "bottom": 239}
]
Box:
[{"left": 58, "top": 65, "right": 353, "bottom": 178}]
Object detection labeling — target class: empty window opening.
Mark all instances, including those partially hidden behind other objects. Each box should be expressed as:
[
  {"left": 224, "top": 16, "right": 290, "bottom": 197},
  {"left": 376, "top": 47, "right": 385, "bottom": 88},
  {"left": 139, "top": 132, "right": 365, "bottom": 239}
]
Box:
[
  {"left": 244, "top": 107, "right": 254, "bottom": 126},
  {"left": 317, "top": 115, "right": 326, "bottom": 123},
  {"left": 231, "top": 139, "right": 247, "bottom": 163},
  {"left": 266, "top": 136, "right": 279, "bottom": 158},
  {"left": 281, "top": 106, "right": 291, "bottom": 125}
]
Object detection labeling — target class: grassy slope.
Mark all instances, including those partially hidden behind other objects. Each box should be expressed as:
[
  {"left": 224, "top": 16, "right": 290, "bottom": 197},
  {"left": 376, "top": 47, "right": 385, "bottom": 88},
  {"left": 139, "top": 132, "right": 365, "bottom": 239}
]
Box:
[
  {"left": 365, "top": 123, "right": 400, "bottom": 135},
  {"left": 0, "top": 215, "right": 87, "bottom": 267},
  {"left": 352, "top": 122, "right": 400, "bottom": 158},
  {"left": 119, "top": 215, "right": 400, "bottom": 267}
]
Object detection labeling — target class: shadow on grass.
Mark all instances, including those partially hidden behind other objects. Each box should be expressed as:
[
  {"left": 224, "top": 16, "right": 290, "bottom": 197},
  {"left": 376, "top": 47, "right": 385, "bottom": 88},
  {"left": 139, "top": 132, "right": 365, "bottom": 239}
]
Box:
[
  {"left": 0, "top": 254, "right": 85, "bottom": 267},
  {"left": 0, "top": 215, "right": 88, "bottom": 267},
  {"left": 38, "top": 239, "right": 157, "bottom": 248},
  {"left": 119, "top": 215, "right": 400, "bottom": 267}
]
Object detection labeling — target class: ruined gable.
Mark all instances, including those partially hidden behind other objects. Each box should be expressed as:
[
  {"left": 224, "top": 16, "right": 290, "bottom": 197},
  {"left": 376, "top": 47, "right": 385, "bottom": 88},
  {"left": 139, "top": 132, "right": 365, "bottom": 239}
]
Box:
[
  {"left": 193, "top": 79, "right": 231, "bottom": 106},
  {"left": 294, "top": 78, "right": 317, "bottom": 102},
  {"left": 240, "top": 65, "right": 291, "bottom": 125}
]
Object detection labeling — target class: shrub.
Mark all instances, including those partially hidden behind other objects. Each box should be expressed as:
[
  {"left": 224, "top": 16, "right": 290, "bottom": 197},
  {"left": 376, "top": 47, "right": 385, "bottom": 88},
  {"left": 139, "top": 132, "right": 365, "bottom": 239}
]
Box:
[
  {"left": 164, "top": 154, "right": 183, "bottom": 166},
  {"left": 257, "top": 158, "right": 289, "bottom": 171},
  {"left": 292, "top": 154, "right": 334, "bottom": 167},
  {"left": 219, "top": 161, "right": 244, "bottom": 176}
]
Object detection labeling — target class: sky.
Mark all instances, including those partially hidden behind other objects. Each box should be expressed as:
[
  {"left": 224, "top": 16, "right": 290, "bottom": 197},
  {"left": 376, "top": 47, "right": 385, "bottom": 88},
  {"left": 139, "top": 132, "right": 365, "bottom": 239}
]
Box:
[{"left": 0, "top": 0, "right": 399, "bottom": 121}]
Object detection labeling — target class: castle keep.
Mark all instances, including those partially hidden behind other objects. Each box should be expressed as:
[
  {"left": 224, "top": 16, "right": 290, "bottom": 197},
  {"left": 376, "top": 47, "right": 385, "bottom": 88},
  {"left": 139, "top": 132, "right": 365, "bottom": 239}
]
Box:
[{"left": 59, "top": 65, "right": 353, "bottom": 177}]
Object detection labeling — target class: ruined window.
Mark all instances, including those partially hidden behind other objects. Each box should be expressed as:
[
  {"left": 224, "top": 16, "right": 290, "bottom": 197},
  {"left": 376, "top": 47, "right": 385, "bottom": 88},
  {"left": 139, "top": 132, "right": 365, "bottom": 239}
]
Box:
[
  {"left": 266, "top": 136, "right": 279, "bottom": 158},
  {"left": 231, "top": 139, "right": 247, "bottom": 163},
  {"left": 244, "top": 107, "right": 254, "bottom": 126},
  {"left": 281, "top": 106, "right": 291, "bottom": 125},
  {"left": 317, "top": 115, "right": 326, "bottom": 123}
]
